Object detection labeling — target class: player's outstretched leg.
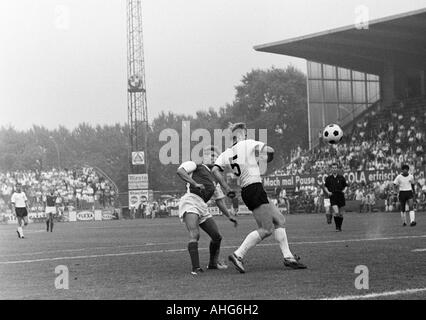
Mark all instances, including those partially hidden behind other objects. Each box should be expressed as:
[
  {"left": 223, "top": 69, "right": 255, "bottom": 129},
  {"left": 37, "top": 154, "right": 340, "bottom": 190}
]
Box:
[
  {"left": 199, "top": 218, "right": 227, "bottom": 270},
  {"left": 184, "top": 212, "right": 203, "bottom": 275},
  {"left": 271, "top": 204, "right": 307, "bottom": 269},
  {"left": 229, "top": 204, "right": 277, "bottom": 273},
  {"left": 229, "top": 230, "right": 262, "bottom": 273}
]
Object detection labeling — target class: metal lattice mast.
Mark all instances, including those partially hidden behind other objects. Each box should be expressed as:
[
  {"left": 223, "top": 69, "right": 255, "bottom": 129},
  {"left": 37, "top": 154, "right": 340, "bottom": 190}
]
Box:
[{"left": 127, "top": 0, "right": 148, "bottom": 177}]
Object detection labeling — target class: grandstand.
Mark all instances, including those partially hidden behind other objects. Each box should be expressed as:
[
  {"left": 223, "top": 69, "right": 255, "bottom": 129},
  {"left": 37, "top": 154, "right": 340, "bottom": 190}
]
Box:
[
  {"left": 255, "top": 8, "right": 426, "bottom": 147},
  {"left": 256, "top": 8, "right": 426, "bottom": 214}
]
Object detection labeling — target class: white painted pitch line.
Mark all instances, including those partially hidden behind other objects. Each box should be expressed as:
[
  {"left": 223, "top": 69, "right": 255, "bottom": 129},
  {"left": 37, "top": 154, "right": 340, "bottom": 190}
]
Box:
[
  {"left": 0, "top": 248, "right": 188, "bottom": 264},
  {"left": 320, "top": 287, "right": 426, "bottom": 300},
  {"left": 0, "top": 241, "right": 180, "bottom": 258},
  {"left": 412, "top": 248, "right": 426, "bottom": 252},
  {"left": 1, "top": 234, "right": 426, "bottom": 265},
  {"left": 1, "top": 233, "right": 422, "bottom": 259},
  {"left": 291, "top": 234, "right": 426, "bottom": 245},
  {"left": 1, "top": 232, "right": 423, "bottom": 259},
  {"left": 85, "top": 223, "right": 181, "bottom": 229}
]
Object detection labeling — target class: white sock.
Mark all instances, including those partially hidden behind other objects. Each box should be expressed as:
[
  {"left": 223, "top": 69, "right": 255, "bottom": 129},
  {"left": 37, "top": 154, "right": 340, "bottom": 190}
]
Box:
[
  {"left": 401, "top": 212, "right": 407, "bottom": 224},
  {"left": 17, "top": 227, "right": 23, "bottom": 236},
  {"left": 234, "top": 230, "right": 262, "bottom": 259},
  {"left": 409, "top": 211, "right": 415, "bottom": 223},
  {"left": 274, "top": 228, "right": 293, "bottom": 259}
]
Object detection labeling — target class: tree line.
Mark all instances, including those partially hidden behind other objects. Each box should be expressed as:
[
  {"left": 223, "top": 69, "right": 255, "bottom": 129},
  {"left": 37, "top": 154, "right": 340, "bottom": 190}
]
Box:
[{"left": 0, "top": 66, "right": 308, "bottom": 192}]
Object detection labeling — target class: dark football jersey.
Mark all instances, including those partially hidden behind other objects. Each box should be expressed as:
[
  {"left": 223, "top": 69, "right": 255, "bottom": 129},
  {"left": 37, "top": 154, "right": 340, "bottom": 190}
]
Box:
[
  {"left": 46, "top": 194, "right": 57, "bottom": 207},
  {"left": 179, "top": 162, "right": 217, "bottom": 203}
]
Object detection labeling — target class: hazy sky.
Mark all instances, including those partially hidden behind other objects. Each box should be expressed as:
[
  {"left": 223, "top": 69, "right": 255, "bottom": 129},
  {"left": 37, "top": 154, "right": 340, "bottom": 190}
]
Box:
[{"left": 1, "top": 0, "right": 425, "bottom": 130}]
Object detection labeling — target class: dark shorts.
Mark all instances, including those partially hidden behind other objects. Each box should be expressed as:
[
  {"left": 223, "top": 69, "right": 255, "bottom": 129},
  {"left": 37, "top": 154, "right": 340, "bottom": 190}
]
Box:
[
  {"left": 330, "top": 192, "right": 346, "bottom": 208},
  {"left": 15, "top": 207, "right": 28, "bottom": 218},
  {"left": 241, "top": 183, "right": 269, "bottom": 211},
  {"left": 399, "top": 191, "right": 413, "bottom": 205}
]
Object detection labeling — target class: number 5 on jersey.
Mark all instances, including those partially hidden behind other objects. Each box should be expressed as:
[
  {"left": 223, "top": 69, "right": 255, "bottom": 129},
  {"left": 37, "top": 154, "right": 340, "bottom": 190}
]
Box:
[{"left": 230, "top": 155, "right": 241, "bottom": 177}]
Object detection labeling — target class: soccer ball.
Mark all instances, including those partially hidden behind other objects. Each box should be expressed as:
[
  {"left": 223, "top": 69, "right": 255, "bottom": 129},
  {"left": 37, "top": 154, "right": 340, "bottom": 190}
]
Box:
[{"left": 323, "top": 124, "right": 343, "bottom": 144}]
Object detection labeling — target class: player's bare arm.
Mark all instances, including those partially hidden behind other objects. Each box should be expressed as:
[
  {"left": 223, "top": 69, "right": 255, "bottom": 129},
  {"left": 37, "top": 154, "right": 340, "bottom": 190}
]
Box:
[
  {"left": 176, "top": 167, "right": 205, "bottom": 191},
  {"left": 215, "top": 198, "right": 238, "bottom": 227},
  {"left": 211, "top": 166, "right": 235, "bottom": 197}
]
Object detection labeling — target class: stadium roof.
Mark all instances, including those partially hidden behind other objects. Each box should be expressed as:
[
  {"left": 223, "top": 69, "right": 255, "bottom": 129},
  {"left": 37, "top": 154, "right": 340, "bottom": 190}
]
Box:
[{"left": 254, "top": 8, "right": 426, "bottom": 75}]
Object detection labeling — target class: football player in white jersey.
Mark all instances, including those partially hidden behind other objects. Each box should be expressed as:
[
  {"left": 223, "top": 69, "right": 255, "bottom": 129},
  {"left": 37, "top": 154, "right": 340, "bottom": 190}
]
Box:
[
  {"left": 393, "top": 164, "right": 416, "bottom": 226},
  {"left": 212, "top": 123, "right": 307, "bottom": 273},
  {"left": 10, "top": 183, "right": 29, "bottom": 239}
]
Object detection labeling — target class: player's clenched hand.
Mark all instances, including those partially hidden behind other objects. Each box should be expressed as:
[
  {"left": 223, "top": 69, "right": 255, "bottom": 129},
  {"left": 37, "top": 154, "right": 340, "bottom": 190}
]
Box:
[
  {"left": 226, "top": 188, "right": 236, "bottom": 198},
  {"left": 229, "top": 217, "right": 238, "bottom": 228}
]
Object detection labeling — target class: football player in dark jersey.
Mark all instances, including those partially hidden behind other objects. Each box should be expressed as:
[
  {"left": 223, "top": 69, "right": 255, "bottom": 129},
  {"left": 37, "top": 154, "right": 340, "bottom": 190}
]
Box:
[
  {"left": 44, "top": 188, "right": 58, "bottom": 232},
  {"left": 177, "top": 146, "right": 238, "bottom": 275}
]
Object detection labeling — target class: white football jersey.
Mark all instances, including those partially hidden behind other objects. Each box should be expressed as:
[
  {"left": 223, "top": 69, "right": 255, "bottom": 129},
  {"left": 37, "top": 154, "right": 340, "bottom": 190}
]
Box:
[
  {"left": 11, "top": 192, "right": 28, "bottom": 208},
  {"left": 215, "top": 139, "right": 265, "bottom": 188},
  {"left": 393, "top": 174, "right": 415, "bottom": 191}
]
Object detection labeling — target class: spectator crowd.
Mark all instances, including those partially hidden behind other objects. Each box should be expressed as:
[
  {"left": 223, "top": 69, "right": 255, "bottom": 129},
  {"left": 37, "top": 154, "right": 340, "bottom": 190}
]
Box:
[
  {"left": 0, "top": 167, "right": 117, "bottom": 214},
  {"left": 273, "top": 99, "right": 426, "bottom": 213}
]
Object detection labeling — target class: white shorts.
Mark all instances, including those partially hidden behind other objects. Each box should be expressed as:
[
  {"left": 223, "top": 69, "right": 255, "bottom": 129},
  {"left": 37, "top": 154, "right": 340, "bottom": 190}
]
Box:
[
  {"left": 324, "top": 198, "right": 331, "bottom": 207},
  {"left": 178, "top": 193, "right": 212, "bottom": 224},
  {"left": 45, "top": 206, "right": 56, "bottom": 214}
]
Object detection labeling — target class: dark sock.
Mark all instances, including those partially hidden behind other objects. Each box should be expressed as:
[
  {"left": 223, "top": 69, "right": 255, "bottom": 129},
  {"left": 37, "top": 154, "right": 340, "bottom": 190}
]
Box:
[
  {"left": 46, "top": 220, "right": 49, "bottom": 231},
  {"left": 50, "top": 221, "right": 54, "bottom": 232},
  {"left": 336, "top": 216, "right": 343, "bottom": 229},
  {"left": 209, "top": 240, "right": 221, "bottom": 266},
  {"left": 188, "top": 242, "right": 200, "bottom": 270},
  {"left": 334, "top": 216, "right": 339, "bottom": 229}
]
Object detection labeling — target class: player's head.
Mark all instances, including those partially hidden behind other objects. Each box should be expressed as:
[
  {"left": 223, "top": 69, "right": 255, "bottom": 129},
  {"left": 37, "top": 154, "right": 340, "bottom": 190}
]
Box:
[
  {"left": 401, "top": 164, "right": 409, "bottom": 176},
  {"left": 202, "top": 145, "right": 220, "bottom": 165},
  {"left": 330, "top": 163, "right": 338, "bottom": 175},
  {"left": 15, "top": 183, "right": 22, "bottom": 192},
  {"left": 229, "top": 122, "right": 247, "bottom": 144}
]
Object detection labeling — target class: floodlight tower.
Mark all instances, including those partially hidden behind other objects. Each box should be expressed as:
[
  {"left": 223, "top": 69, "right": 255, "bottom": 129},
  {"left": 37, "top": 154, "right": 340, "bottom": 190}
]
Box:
[{"left": 127, "top": 0, "right": 149, "bottom": 177}]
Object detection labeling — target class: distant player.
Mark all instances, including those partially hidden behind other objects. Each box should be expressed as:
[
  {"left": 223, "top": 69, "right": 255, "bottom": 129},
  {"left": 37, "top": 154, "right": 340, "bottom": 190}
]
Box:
[
  {"left": 11, "top": 183, "right": 29, "bottom": 239},
  {"left": 44, "top": 188, "right": 57, "bottom": 232},
  {"left": 324, "top": 163, "right": 347, "bottom": 232},
  {"left": 212, "top": 122, "right": 306, "bottom": 273},
  {"left": 177, "top": 145, "right": 238, "bottom": 275},
  {"left": 393, "top": 164, "right": 416, "bottom": 227}
]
